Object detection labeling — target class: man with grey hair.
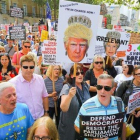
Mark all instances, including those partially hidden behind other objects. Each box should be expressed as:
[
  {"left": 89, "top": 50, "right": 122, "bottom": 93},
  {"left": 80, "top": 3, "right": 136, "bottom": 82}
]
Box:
[
  {"left": 74, "top": 74, "right": 126, "bottom": 140},
  {"left": 0, "top": 82, "right": 34, "bottom": 139}
]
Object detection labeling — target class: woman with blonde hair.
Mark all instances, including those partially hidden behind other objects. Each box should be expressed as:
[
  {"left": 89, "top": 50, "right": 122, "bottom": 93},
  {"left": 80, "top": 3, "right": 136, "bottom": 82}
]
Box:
[
  {"left": 84, "top": 55, "right": 109, "bottom": 97},
  {"left": 0, "top": 46, "right": 5, "bottom": 53},
  {"left": 28, "top": 116, "right": 59, "bottom": 140},
  {"left": 44, "top": 65, "right": 64, "bottom": 128}
]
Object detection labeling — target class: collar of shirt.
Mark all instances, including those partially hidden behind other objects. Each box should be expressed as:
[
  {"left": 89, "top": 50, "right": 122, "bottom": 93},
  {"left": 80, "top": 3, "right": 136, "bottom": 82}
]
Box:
[
  {"left": 19, "top": 73, "right": 36, "bottom": 83},
  {"left": 94, "top": 95, "right": 115, "bottom": 108}
]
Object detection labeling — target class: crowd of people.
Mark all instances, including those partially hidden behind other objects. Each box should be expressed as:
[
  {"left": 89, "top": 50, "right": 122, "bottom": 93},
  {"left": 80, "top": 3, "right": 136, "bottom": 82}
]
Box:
[{"left": 0, "top": 32, "right": 140, "bottom": 140}]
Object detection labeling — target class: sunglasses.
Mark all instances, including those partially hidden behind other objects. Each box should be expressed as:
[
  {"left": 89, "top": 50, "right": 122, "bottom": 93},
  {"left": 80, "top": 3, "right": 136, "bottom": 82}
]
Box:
[
  {"left": 96, "top": 85, "right": 112, "bottom": 91},
  {"left": 76, "top": 71, "right": 84, "bottom": 76},
  {"left": 135, "top": 73, "right": 140, "bottom": 76},
  {"left": 94, "top": 61, "right": 103, "bottom": 64},
  {"left": 33, "top": 135, "right": 51, "bottom": 140},
  {"left": 22, "top": 66, "right": 35, "bottom": 69},
  {"left": 24, "top": 45, "right": 31, "bottom": 48}
]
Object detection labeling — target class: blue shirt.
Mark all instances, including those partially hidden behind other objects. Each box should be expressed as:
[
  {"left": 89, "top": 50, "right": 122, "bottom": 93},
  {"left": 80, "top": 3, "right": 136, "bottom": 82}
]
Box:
[
  {"left": 75, "top": 95, "right": 126, "bottom": 140},
  {"left": 0, "top": 103, "right": 34, "bottom": 140}
]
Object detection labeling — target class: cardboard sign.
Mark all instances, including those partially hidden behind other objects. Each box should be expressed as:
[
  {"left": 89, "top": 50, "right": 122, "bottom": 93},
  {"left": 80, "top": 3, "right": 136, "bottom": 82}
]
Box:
[
  {"left": 38, "top": 25, "right": 47, "bottom": 36},
  {"left": 41, "top": 30, "right": 48, "bottom": 42},
  {"left": 80, "top": 113, "right": 125, "bottom": 139},
  {"left": 95, "top": 28, "right": 131, "bottom": 59},
  {"left": 9, "top": 26, "right": 26, "bottom": 40},
  {"left": 42, "top": 40, "right": 56, "bottom": 65},
  {"left": 129, "top": 33, "right": 140, "bottom": 44},
  {"left": 32, "top": 26, "right": 39, "bottom": 32},
  {"left": 56, "top": 0, "right": 100, "bottom": 63},
  {"left": 10, "top": 6, "right": 24, "bottom": 19},
  {"left": 127, "top": 91, "right": 140, "bottom": 114},
  {"left": 124, "top": 44, "right": 140, "bottom": 65}
]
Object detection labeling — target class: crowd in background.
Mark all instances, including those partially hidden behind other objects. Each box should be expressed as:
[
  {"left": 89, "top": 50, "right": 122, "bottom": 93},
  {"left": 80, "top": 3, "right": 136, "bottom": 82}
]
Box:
[{"left": 0, "top": 32, "right": 140, "bottom": 140}]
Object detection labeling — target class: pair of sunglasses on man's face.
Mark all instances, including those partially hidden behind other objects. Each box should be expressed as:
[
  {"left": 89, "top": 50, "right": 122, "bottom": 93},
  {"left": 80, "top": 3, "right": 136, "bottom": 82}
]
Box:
[
  {"left": 76, "top": 71, "right": 84, "bottom": 76},
  {"left": 22, "top": 66, "right": 35, "bottom": 69},
  {"left": 96, "top": 85, "right": 112, "bottom": 91}
]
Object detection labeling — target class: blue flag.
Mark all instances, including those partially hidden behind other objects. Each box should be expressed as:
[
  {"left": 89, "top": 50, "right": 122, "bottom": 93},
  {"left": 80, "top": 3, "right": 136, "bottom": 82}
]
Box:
[{"left": 46, "top": 2, "right": 51, "bottom": 20}]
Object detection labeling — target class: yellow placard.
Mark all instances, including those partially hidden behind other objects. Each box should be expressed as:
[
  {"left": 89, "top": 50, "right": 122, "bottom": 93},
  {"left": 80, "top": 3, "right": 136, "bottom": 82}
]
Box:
[{"left": 41, "top": 30, "right": 48, "bottom": 42}]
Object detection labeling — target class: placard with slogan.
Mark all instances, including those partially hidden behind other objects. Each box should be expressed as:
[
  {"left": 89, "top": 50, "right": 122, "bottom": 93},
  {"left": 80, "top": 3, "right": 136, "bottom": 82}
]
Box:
[
  {"left": 9, "top": 26, "right": 26, "bottom": 40},
  {"left": 32, "top": 26, "right": 39, "bottom": 32},
  {"left": 80, "top": 112, "right": 125, "bottom": 139},
  {"left": 42, "top": 40, "right": 56, "bottom": 65},
  {"left": 10, "top": 6, "right": 24, "bottom": 19},
  {"left": 124, "top": 44, "right": 140, "bottom": 65},
  {"left": 38, "top": 25, "right": 47, "bottom": 36},
  {"left": 95, "top": 28, "right": 131, "bottom": 59},
  {"left": 41, "top": 30, "right": 48, "bottom": 42},
  {"left": 127, "top": 91, "right": 140, "bottom": 114},
  {"left": 56, "top": 0, "right": 100, "bottom": 63}
]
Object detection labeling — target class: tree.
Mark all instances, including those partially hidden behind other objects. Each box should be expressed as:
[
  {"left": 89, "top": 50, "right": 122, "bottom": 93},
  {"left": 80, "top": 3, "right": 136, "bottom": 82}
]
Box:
[{"left": 33, "top": 0, "right": 140, "bottom": 21}]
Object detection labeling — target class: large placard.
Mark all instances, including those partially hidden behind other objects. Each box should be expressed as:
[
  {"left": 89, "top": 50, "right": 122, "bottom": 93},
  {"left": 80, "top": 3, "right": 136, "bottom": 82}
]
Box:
[
  {"left": 42, "top": 40, "right": 56, "bottom": 65},
  {"left": 95, "top": 28, "right": 131, "bottom": 59},
  {"left": 80, "top": 113, "right": 125, "bottom": 139},
  {"left": 56, "top": 0, "right": 100, "bottom": 63},
  {"left": 9, "top": 26, "right": 26, "bottom": 40},
  {"left": 127, "top": 91, "right": 140, "bottom": 114},
  {"left": 10, "top": 6, "right": 24, "bottom": 19}
]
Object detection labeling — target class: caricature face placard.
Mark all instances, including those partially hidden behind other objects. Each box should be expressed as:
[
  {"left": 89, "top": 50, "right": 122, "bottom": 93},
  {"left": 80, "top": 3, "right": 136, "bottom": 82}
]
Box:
[{"left": 56, "top": 0, "right": 100, "bottom": 63}]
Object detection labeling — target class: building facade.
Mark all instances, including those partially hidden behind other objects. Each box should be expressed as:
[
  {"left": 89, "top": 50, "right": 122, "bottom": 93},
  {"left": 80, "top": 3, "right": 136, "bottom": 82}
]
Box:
[{"left": 0, "top": 0, "right": 46, "bottom": 25}]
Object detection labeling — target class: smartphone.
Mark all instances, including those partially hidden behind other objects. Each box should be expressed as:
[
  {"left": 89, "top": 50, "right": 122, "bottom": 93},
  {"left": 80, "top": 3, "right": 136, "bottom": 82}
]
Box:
[{"left": 72, "top": 77, "right": 76, "bottom": 87}]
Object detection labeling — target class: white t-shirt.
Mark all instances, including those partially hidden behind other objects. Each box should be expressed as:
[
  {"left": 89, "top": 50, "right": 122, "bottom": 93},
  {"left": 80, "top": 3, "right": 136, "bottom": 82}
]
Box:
[{"left": 114, "top": 73, "right": 133, "bottom": 89}]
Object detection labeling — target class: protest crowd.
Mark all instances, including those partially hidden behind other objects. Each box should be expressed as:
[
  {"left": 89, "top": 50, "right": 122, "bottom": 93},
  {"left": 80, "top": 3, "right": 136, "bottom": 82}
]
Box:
[{"left": 0, "top": 1, "right": 140, "bottom": 140}]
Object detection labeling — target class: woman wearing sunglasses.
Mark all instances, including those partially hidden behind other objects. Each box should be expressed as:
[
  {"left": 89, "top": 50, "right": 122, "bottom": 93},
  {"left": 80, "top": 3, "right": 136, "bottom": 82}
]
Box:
[
  {"left": 44, "top": 65, "right": 63, "bottom": 128},
  {"left": 0, "top": 53, "right": 18, "bottom": 82},
  {"left": 28, "top": 116, "right": 59, "bottom": 140},
  {"left": 84, "top": 55, "right": 109, "bottom": 97},
  {"left": 58, "top": 65, "right": 90, "bottom": 140}
]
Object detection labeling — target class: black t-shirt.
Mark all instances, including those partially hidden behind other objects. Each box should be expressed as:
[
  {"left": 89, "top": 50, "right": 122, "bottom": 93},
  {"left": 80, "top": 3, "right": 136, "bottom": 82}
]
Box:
[{"left": 84, "top": 69, "right": 97, "bottom": 97}]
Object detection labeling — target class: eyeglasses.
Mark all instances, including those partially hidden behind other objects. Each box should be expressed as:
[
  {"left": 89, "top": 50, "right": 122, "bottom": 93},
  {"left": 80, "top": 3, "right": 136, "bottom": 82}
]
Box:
[
  {"left": 22, "top": 66, "right": 35, "bottom": 69},
  {"left": 135, "top": 73, "right": 140, "bottom": 76},
  {"left": 33, "top": 136, "right": 51, "bottom": 140},
  {"left": 76, "top": 71, "right": 84, "bottom": 76},
  {"left": 54, "top": 68, "right": 60, "bottom": 71},
  {"left": 96, "top": 85, "right": 112, "bottom": 91},
  {"left": 94, "top": 61, "right": 103, "bottom": 64},
  {"left": 24, "top": 45, "right": 31, "bottom": 48}
]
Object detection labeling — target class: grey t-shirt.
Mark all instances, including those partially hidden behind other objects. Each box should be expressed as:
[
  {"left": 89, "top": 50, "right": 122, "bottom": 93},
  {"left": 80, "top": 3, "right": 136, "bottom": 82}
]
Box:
[{"left": 5, "top": 44, "right": 15, "bottom": 57}]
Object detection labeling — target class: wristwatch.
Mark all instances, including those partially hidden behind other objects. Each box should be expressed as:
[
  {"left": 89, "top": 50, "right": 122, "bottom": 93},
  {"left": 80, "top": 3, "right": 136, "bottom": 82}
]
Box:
[{"left": 44, "top": 110, "right": 49, "bottom": 114}]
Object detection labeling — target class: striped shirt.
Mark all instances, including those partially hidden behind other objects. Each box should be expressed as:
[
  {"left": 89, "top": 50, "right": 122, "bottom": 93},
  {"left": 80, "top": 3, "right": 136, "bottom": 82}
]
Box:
[
  {"left": 44, "top": 77, "right": 63, "bottom": 107},
  {"left": 74, "top": 95, "right": 126, "bottom": 140},
  {"left": 132, "top": 84, "right": 140, "bottom": 94}
]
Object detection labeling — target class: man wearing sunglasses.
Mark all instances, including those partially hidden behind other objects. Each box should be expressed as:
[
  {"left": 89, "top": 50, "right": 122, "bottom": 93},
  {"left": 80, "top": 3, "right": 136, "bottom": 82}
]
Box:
[
  {"left": 12, "top": 40, "right": 31, "bottom": 69},
  {"left": 9, "top": 54, "right": 49, "bottom": 120},
  {"left": 74, "top": 74, "right": 126, "bottom": 140}
]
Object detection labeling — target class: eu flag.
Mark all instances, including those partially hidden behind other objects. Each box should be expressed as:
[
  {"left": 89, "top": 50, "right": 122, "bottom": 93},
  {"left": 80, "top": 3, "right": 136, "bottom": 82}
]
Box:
[{"left": 46, "top": 2, "right": 51, "bottom": 20}]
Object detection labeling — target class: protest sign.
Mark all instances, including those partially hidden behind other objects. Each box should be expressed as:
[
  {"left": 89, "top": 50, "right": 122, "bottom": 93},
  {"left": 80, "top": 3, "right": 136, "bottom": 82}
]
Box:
[
  {"left": 10, "top": 6, "right": 24, "bottom": 19},
  {"left": 127, "top": 91, "right": 140, "bottom": 114},
  {"left": 129, "top": 32, "right": 140, "bottom": 44},
  {"left": 32, "top": 26, "right": 39, "bottom": 32},
  {"left": 41, "top": 30, "right": 48, "bottom": 42},
  {"left": 95, "top": 28, "right": 131, "bottom": 59},
  {"left": 124, "top": 44, "right": 140, "bottom": 65},
  {"left": 42, "top": 40, "right": 56, "bottom": 65},
  {"left": 56, "top": 0, "right": 100, "bottom": 63},
  {"left": 80, "top": 113, "right": 125, "bottom": 139},
  {"left": 38, "top": 25, "right": 47, "bottom": 36},
  {"left": 9, "top": 26, "right": 26, "bottom": 40}
]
